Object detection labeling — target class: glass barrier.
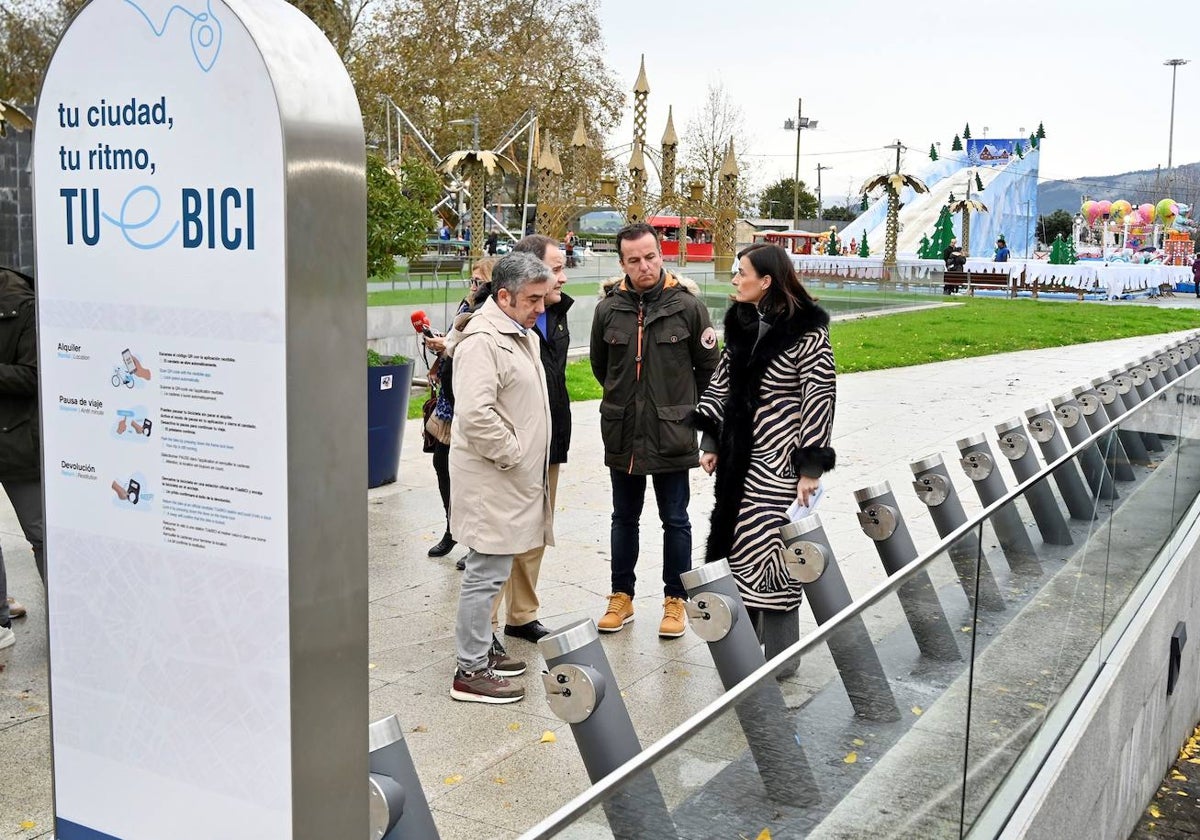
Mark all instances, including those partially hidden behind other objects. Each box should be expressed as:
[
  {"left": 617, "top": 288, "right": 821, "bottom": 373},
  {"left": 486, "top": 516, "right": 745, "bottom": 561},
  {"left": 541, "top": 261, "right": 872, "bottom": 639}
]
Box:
[{"left": 524, "top": 352, "right": 1200, "bottom": 840}]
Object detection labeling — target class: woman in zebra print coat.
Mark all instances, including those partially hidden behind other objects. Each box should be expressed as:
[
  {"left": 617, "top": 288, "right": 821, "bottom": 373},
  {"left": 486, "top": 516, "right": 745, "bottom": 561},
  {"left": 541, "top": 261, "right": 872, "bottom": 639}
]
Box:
[{"left": 692, "top": 243, "right": 836, "bottom": 655}]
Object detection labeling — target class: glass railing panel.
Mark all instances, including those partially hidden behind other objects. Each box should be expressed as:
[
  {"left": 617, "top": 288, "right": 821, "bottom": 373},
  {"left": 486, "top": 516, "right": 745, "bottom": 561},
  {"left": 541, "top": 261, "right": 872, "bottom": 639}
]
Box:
[
  {"left": 534, "top": 535, "right": 988, "bottom": 839},
  {"left": 959, "top": 422, "right": 1171, "bottom": 831}
]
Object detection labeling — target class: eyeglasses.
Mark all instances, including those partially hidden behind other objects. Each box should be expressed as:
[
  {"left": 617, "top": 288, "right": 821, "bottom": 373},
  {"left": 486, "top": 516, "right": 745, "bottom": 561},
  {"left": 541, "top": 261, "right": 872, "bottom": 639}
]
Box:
[{"left": 469, "top": 277, "right": 483, "bottom": 287}]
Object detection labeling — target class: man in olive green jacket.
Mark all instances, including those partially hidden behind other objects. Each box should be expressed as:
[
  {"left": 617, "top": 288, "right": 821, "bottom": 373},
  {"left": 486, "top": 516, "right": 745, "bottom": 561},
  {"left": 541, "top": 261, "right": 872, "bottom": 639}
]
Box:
[{"left": 589, "top": 223, "right": 719, "bottom": 639}]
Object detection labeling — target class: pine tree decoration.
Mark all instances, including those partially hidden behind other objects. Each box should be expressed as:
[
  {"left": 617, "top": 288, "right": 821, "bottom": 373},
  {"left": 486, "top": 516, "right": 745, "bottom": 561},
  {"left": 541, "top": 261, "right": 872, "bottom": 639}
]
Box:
[
  {"left": 1049, "top": 233, "right": 1067, "bottom": 264},
  {"left": 1015, "top": 142, "right": 1024, "bottom": 159},
  {"left": 860, "top": 193, "right": 869, "bottom": 212},
  {"left": 975, "top": 172, "right": 984, "bottom": 192},
  {"left": 929, "top": 205, "right": 956, "bottom": 257},
  {"left": 929, "top": 143, "right": 938, "bottom": 161},
  {"left": 827, "top": 228, "right": 840, "bottom": 256},
  {"left": 1036, "top": 122, "right": 1046, "bottom": 139},
  {"left": 963, "top": 123, "right": 972, "bottom": 140},
  {"left": 858, "top": 231, "right": 869, "bottom": 257},
  {"left": 951, "top": 134, "right": 963, "bottom": 152},
  {"left": 1030, "top": 132, "right": 1038, "bottom": 149},
  {"left": 1064, "top": 236, "right": 1077, "bottom": 264},
  {"left": 918, "top": 233, "right": 933, "bottom": 259}
]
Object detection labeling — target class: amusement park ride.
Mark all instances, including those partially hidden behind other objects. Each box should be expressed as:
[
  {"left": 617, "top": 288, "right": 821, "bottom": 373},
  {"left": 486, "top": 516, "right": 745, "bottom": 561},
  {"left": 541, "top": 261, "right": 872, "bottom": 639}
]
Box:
[
  {"left": 1074, "top": 197, "right": 1197, "bottom": 265},
  {"left": 382, "top": 56, "right": 742, "bottom": 270}
]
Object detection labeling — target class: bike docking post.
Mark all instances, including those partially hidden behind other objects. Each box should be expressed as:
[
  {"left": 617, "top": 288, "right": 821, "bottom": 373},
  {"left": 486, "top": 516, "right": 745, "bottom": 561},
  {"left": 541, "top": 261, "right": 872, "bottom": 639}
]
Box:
[
  {"left": 779, "top": 514, "right": 901, "bottom": 721},
  {"left": 993, "top": 419, "right": 1073, "bottom": 546},
  {"left": 1161, "top": 348, "right": 1186, "bottom": 381},
  {"left": 1179, "top": 340, "right": 1199, "bottom": 371},
  {"left": 853, "top": 482, "right": 961, "bottom": 661},
  {"left": 1072, "top": 386, "right": 1135, "bottom": 482},
  {"left": 909, "top": 454, "right": 1006, "bottom": 612},
  {"left": 1051, "top": 394, "right": 1117, "bottom": 501},
  {"left": 681, "top": 562, "right": 820, "bottom": 808},
  {"left": 1024, "top": 404, "right": 1100, "bottom": 520},
  {"left": 1142, "top": 354, "right": 1170, "bottom": 392},
  {"left": 538, "top": 620, "right": 677, "bottom": 839},
  {"left": 369, "top": 714, "right": 441, "bottom": 840},
  {"left": 957, "top": 434, "right": 1043, "bottom": 575},
  {"left": 1129, "top": 360, "right": 1158, "bottom": 402},
  {"left": 1110, "top": 368, "right": 1163, "bottom": 453},
  {"left": 1091, "top": 376, "right": 1153, "bottom": 465}
]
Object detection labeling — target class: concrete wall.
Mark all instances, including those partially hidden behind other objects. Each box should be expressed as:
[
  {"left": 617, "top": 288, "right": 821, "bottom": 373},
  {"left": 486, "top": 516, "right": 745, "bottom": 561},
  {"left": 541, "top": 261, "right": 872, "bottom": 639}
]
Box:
[{"left": 1002, "top": 519, "right": 1200, "bottom": 839}]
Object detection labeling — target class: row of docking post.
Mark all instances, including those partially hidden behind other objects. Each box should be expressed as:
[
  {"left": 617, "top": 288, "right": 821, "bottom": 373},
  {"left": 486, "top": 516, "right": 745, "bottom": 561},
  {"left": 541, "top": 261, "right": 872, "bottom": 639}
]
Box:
[{"left": 367, "top": 337, "right": 1200, "bottom": 839}]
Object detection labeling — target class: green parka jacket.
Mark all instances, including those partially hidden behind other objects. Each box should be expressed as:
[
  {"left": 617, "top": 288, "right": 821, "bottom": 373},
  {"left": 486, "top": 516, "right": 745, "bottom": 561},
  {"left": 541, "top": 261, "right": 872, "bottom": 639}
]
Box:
[{"left": 590, "top": 271, "right": 719, "bottom": 474}]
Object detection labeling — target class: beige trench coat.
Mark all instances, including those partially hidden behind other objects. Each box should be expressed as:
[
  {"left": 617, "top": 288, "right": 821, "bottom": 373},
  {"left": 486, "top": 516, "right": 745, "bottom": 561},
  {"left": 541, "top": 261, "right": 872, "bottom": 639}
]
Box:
[{"left": 448, "top": 297, "right": 554, "bottom": 555}]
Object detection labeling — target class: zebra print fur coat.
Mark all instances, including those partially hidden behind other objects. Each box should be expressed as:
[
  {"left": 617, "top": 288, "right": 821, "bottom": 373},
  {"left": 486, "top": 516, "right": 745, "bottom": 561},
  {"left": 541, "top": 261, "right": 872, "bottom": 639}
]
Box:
[{"left": 692, "top": 301, "right": 836, "bottom": 611}]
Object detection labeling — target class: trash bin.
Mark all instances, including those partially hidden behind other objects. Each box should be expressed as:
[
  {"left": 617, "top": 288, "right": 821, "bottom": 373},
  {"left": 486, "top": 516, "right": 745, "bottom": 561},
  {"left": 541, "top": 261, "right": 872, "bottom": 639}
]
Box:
[{"left": 368, "top": 359, "right": 414, "bottom": 488}]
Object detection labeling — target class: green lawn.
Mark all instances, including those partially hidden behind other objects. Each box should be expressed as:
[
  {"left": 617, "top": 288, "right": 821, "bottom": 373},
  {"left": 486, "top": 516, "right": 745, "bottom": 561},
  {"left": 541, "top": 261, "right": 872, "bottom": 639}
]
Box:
[{"left": 407, "top": 297, "right": 1200, "bottom": 418}]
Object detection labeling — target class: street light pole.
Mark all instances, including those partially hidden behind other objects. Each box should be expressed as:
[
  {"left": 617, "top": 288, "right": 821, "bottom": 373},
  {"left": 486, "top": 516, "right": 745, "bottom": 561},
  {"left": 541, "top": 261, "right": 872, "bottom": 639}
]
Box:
[
  {"left": 816, "top": 163, "right": 832, "bottom": 223},
  {"left": 783, "top": 99, "right": 818, "bottom": 229},
  {"left": 792, "top": 98, "right": 802, "bottom": 229},
  {"left": 1165, "top": 59, "right": 1190, "bottom": 172}
]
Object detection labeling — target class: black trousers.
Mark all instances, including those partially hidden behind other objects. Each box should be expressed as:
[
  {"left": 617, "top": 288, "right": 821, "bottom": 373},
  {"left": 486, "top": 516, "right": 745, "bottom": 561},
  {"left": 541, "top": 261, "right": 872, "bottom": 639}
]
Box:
[{"left": 432, "top": 441, "right": 451, "bottom": 535}]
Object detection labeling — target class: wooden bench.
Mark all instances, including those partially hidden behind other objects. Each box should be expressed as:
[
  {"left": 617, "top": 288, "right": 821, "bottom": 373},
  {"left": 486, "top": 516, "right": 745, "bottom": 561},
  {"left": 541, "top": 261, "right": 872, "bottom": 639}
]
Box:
[
  {"left": 943, "top": 270, "right": 1013, "bottom": 297},
  {"left": 407, "top": 255, "right": 466, "bottom": 287}
]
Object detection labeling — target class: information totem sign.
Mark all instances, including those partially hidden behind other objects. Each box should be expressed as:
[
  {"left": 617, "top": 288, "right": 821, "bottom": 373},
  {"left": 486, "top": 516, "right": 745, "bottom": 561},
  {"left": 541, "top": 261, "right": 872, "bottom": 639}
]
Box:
[{"left": 33, "top": 1, "right": 368, "bottom": 837}]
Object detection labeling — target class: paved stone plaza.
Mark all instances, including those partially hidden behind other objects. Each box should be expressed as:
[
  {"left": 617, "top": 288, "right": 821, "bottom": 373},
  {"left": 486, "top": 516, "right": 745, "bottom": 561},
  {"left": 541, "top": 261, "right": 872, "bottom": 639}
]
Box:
[{"left": 2, "top": 314, "right": 1199, "bottom": 838}]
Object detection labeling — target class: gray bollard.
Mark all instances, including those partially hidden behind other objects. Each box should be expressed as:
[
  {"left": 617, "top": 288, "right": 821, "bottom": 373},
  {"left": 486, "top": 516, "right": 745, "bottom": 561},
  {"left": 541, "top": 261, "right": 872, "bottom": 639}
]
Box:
[
  {"left": 1025, "top": 404, "right": 1097, "bottom": 520},
  {"left": 539, "top": 620, "right": 678, "bottom": 839},
  {"left": 1162, "top": 349, "right": 1186, "bottom": 382},
  {"left": 780, "top": 514, "right": 901, "bottom": 721},
  {"left": 957, "top": 434, "right": 1043, "bottom": 575},
  {"left": 1180, "top": 341, "right": 1199, "bottom": 371},
  {"left": 1051, "top": 394, "right": 1117, "bottom": 500},
  {"left": 1144, "top": 355, "right": 1169, "bottom": 391},
  {"left": 1091, "top": 376, "right": 1153, "bottom": 465},
  {"left": 1073, "top": 386, "right": 1135, "bottom": 481},
  {"left": 681, "top": 562, "right": 820, "bottom": 807},
  {"left": 854, "top": 482, "right": 961, "bottom": 661},
  {"left": 1131, "top": 360, "right": 1159, "bottom": 401},
  {"left": 993, "top": 419, "right": 1074, "bottom": 546},
  {"left": 369, "top": 714, "right": 441, "bottom": 840},
  {"left": 1110, "top": 368, "right": 1163, "bottom": 453},
  {"left": 910, "top": 455, "right": 1006, "bottom": 612},
  {"left": 1152, "top": 352, "right": 1179, "bottom": 385}
]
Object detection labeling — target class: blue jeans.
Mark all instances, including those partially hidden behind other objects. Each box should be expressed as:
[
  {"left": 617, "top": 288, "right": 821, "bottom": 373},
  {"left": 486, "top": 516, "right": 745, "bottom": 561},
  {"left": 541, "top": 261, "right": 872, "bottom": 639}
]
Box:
[{"left": 610, "top": 469, "right": 691, "bottom": 599}]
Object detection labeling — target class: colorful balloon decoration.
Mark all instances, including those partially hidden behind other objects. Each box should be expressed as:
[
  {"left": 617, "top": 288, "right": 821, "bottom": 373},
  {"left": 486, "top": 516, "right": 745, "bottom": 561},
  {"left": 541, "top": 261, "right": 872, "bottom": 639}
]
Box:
[
  {"left": 1081, "top": 200, "right": 1095, "bottom": 221},
  {"left": 1096, "top": 200, "right": 1112, "bottom": 218},
  {"left": 1110, "top": 199, "right": 1132, "bottom": 221},
  {"left": 1139, "top": 203, "right": 1155, "bottom": 224},
  {"left": 1157, "top": 198, "right": 1179, "bottom": 227}
]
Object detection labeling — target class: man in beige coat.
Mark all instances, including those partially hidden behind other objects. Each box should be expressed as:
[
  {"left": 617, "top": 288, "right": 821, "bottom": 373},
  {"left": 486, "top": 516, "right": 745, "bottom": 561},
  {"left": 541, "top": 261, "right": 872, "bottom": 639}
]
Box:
[{"left": 450, "top": 252, "right": 555, "bottom": 704}]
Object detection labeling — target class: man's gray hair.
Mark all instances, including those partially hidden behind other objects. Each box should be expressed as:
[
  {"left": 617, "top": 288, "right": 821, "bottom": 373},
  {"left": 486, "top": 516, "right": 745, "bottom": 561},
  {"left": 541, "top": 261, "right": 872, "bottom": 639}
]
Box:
[{"left": 491, "top": 251, "right": 553, "bottom": 299}]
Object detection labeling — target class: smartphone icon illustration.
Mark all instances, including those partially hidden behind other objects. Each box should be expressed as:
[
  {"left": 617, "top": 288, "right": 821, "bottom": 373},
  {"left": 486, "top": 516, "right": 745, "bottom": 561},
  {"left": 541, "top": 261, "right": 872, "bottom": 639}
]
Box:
[
  {"left": 122, "top": 349, "right": 135, "bottom": 373},
  {"left": 142, "top": 419, "right": 152, "bottom": 438},
  {"left": 127, "top": 478, "right": 141, "bottom": 505}
]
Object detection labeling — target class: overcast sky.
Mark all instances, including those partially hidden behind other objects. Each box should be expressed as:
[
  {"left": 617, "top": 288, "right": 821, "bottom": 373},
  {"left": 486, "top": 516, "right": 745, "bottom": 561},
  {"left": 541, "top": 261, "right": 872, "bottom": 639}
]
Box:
[{"left": 595, "top": 0, "right": 1199, "bottom": 203}]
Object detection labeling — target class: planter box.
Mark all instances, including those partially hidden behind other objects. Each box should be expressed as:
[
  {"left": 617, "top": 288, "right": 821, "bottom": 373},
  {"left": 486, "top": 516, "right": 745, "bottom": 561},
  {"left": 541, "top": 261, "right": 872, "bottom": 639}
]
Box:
[{"left": 367, "top": 360, "right": 414, "bottom": 488}]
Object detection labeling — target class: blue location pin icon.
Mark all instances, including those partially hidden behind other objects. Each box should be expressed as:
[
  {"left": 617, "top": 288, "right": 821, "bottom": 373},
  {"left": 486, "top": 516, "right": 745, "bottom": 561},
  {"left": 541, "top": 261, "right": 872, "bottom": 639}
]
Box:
[{"left": 190, "top": 2, "right": 222, "bottom": 72}]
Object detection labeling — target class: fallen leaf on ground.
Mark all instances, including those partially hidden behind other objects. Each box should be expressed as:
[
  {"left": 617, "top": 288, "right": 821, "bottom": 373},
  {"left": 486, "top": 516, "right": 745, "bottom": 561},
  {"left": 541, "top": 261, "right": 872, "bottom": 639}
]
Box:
[
  {"left": 494, "top": 777, "right": 506, "bottom": 784},
  {"left": 756, "top": 831, "right": 772, "bottom": 840},
  {"left": 19, "top": 822, "right": 35, "bottom": 830},
  {"left": 1025, "top": 702, "right": 1046, "bottom": 711},
  {"left": 912, "top": 706, "right": 923, "bottom": 716},
  {"left": 412, "top": 725, "right": 427, "bottom": 733},
  {"left": 844, "top": 751, "right": 858, "bottom": 764},
  {"left": 444, "top": 774, "right": 463, "bottom": 785},
  {"left": 852, "top": 738, "right": 865, "bottom": 746},
  {"left": 540, "top": 731, "right": 556, "bottom": 743},
  {"left": 1148, "top": 804, "right": 1162, "bottom": 818},
  {"left": 508, "top": 722, "right": 520, "bottom": 732}
]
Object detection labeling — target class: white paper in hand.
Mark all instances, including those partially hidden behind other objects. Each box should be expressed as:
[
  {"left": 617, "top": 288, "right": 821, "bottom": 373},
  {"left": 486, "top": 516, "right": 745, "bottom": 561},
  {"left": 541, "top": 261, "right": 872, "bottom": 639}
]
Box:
[{"left": 786, "top": 483, "right": 825, "bottom": 522}]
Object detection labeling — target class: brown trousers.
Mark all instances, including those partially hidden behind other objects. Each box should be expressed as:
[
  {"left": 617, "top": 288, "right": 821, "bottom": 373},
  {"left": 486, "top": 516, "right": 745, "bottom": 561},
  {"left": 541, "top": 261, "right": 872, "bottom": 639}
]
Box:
[{"left": 492, "top": 463, "right": 559, "bottom": 629}]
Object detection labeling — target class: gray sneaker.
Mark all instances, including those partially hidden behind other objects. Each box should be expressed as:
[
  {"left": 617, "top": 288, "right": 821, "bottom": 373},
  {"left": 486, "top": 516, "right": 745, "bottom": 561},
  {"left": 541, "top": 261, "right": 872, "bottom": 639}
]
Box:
[
  {"left": 489, "top": 636, "right": 526, "bottom": 677},
  {"left": 451, "top": 667, "right": 524, "bottom": 704}
]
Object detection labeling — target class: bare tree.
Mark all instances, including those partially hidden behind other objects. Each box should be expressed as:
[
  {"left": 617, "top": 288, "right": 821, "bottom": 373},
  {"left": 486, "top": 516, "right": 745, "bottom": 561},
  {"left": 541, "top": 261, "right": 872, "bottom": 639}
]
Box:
[{"left": 682, "top": 81, "right": 754, "bottom": 202}]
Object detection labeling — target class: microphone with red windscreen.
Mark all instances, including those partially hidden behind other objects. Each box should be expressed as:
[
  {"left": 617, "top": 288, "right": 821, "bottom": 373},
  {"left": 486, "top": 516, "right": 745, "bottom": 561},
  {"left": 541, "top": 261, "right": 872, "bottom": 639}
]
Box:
[{"left": 410, "top": 310, "right": 435, "bottom": 338}]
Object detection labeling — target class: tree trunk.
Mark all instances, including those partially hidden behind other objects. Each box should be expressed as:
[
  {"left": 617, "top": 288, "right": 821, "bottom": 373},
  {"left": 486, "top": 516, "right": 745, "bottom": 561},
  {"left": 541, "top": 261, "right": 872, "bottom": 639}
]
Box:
[{"left": 884, "top": 187, "right": 899, "bottom": 270}]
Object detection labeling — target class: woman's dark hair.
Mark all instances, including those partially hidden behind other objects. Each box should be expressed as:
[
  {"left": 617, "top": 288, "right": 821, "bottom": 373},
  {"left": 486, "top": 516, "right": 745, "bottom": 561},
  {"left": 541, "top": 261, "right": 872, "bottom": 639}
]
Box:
[{"left": 736, "top": 242, "right": 817, "bottom": 317}]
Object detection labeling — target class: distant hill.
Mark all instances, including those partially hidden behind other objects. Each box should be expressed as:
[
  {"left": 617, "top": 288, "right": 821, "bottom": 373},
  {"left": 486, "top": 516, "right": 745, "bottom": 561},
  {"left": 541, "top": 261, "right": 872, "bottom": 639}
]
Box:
[{"left": 1039, "top": 162, "right": 1200, "bottom": 215}]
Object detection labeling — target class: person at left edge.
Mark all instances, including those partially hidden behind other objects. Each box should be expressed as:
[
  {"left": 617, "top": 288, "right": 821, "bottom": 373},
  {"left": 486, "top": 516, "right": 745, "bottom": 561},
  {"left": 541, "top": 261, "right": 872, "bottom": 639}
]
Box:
[
  {"left": 0, "top": 268, "right": 44, "bottom": 651},
  {"left": 449, "top": 252, "right": 554, "bottom": 704}
]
